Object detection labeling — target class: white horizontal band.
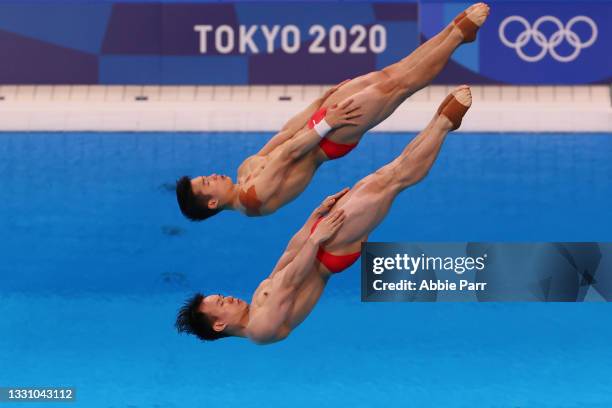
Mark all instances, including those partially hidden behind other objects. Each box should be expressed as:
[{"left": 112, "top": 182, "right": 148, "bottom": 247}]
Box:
[{"left": 314, "top": 119, "right": 332, "bottom": 137}]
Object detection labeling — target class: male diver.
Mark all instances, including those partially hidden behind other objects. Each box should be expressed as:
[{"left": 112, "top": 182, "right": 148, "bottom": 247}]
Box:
[
  {"left": 176, "top": 3, "right": 489, "bottom": 220},
  {"left": 176, "top": 86, "right": 472, "bottom": 344}
]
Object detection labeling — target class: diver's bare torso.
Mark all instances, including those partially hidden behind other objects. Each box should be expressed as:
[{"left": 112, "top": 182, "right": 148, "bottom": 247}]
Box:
[
  {"left": 236, "top": 148, "right": 321, "bottom": 215},
  {"left": 247, "top": 262, "right": 328, "bottom": 343},
  {"left": 236, "top": 71, "right": 406, "bottom": 216},
  {"left": 244, "top": 182, "right": 385, "bottom": 344}
]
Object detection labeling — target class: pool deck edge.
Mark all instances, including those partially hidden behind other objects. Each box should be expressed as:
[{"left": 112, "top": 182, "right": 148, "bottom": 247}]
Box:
[{"left": 0, "top": 85, "right": 610, "bottom": 133}]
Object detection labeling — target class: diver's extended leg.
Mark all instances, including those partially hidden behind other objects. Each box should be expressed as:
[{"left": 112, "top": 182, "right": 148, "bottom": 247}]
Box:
[
  {"left": 381, "top": 3, "right": 484, "bottom": 75},
  {"left": 324, "top": 86, "right": 472, "bottom": 250},
  {"left": 381, "top": 3, "right": 489, "bottom": 95}
]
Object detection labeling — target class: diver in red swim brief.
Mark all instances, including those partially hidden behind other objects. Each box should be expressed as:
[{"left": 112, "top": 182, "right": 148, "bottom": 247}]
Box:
[
  {"left": 175, "top": 86, "right": 473, "bottom": 345},
  {"left": 175, "top": 3, "right": 490, "bottom": 221},
  {"left": 309, "top": 215, "right": 360, "bottom": 273},
  {"left": 308, "top": 107, "right": 357, "bottom": 160}
]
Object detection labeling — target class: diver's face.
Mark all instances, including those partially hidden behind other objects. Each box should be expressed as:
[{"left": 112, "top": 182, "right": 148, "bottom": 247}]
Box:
[
  {"left": 190, "top": 175, "right": 233, "bottom": 209},
  {"left": 200, "top": 294, "right": 248, "bottom": 331}
]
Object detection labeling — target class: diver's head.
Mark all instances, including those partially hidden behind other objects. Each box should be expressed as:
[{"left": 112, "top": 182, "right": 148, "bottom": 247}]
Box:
[
  {"left": 175, "top": 293, "right": 249, "bottom": 341},
  {"left": 175, "top": 175, "right": 234, "bottom": 221}
]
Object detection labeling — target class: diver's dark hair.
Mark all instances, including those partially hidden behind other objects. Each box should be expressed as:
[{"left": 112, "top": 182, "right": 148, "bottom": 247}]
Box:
[
  {"left": 175, "top": 176, "right": 222, "bottom": 221},
  {"left": 175, "top": 293, "right": 230, "bottom": 341}
]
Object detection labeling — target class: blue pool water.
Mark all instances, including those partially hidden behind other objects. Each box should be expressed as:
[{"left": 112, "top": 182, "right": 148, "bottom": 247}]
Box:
[{"left": 1, "top": 131, "right": 611, "bottom": 407}]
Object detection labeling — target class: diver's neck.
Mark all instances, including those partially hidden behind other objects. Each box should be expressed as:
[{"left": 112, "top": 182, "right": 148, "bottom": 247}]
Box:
[
  {"left": 224, "top": 183, "right": 242, "bottom": 211},
  {"left": 227, "top": 306, "right": 250, "bottom": 338}
]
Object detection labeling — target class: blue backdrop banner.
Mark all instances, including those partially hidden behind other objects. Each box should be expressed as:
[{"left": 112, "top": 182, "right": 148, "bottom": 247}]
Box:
[
  {"left": 0, "top": 1, "right": 419, "bottom": 84},
  {"left": 0, "top": 1, "right": 609, "bottom": 84},
  {"left": 422, "top": 1, "right": 612, "bottom": 84}
]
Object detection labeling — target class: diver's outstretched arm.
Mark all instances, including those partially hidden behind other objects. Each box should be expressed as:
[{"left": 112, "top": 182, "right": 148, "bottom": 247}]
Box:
[
  {"left": 280, "top": 79, "right": 351, "bottom": 134},
  {"left": 283, "top": 99, "right": 361, "bottom": 160},
  {"left": 246, "top": 213, "right": 344, "bottom": 344},
  {"left": 270, "top": 188, "right": 350, "bottom": 275},
  {"left": 278, "top": 210, "right": 345, "bottom": 287}
]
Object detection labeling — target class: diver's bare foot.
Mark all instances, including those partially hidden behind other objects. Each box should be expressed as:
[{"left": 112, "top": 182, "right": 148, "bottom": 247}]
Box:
[
  {"left": 452, "top": 3, "right": 482, "bottom": 26},
  {"left": 453, "top": 3, "right": 490, "bottom": 43},
  {"left": 437, "top": 85, "right": 472, "bottom": 131}
]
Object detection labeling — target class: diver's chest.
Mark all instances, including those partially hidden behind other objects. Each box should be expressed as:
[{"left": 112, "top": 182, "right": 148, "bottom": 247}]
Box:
[{"left": 239, "top": 156, "right": 268, "bottom": 183}]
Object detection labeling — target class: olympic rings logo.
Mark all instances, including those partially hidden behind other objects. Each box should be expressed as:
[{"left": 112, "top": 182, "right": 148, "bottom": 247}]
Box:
[{"left": 498, "top": 15, "right": 598, "bottom": 62}]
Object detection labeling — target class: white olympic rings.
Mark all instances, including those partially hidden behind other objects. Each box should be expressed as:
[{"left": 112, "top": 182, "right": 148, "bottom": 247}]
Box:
[{"left": 499, "top": 15, "right": 598, "bottom": 63}]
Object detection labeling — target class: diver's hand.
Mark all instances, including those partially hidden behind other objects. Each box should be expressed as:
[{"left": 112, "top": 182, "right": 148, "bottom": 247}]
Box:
[
  {"left": 310, "top": 210, "right": 346, "bottom": 244},
  {"left": 312, "top": 188, "right": 350, "bottom": 218},
  {"left": 326, "top": 99, "right": 363, "bottom": 128}
]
